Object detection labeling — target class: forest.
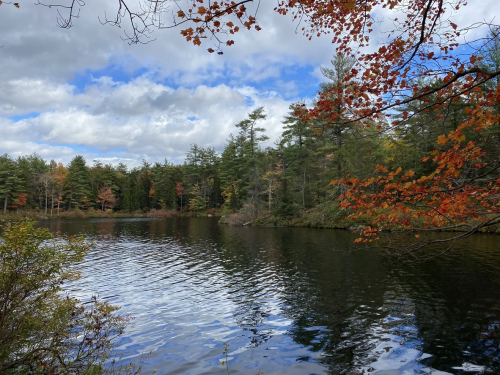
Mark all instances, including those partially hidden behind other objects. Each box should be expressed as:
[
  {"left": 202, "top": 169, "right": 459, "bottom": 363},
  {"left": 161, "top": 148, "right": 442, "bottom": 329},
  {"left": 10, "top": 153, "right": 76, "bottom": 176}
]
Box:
[{"left": 1, "top": 43, "right": 499, "bottom": 229}]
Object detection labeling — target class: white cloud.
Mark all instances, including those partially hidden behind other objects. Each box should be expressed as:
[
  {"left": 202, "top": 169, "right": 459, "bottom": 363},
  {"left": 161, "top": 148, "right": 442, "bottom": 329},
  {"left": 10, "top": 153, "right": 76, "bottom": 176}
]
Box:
[{"left": 0, "top": 77, "right": 293, "bottom": 165}]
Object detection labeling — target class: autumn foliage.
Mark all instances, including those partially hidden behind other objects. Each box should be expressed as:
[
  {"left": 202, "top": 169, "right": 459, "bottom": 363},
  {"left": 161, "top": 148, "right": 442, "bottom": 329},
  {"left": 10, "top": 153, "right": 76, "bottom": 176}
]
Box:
[
  {"left": 169, "top": 0, "right": 500, "bottom": 251},
  {"left": 97, "top": 186, "right": 116, "bottom": 211}
]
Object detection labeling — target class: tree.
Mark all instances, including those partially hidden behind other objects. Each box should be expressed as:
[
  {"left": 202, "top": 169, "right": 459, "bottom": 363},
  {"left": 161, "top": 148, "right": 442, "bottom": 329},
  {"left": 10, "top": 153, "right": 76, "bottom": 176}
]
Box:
[
  {"left": 316, "top": 54, "right": 357, "bottom": 178},
  {"left": 262, "top": 169, "right": 281, "bottom": 211},
  {"left": 236, "top": 107, "right": 268, "bottom": 217},
  {"left": 97, "top": 186, "right": 116, "bottom": 211},
  {"left": 15, "top": 193, "right": 28, "bottom": 214},
  {"left": 51, "top": 162, "right": 68, "bottom": 214},
  {"left": 220, "top": 134, "right": 248, "bottom": 211},
  {"left": 17, "top": 153, "right": 49, "bottom": 210},
  {"left": 188, "top": 183, "right": 206, "bottom": 211},
  {"left": 280, "top": 103, "right": 316, "bottom": 212},
  {"left": 38, "top": 172, "right": 55, "bottom": 215},
  {"left": 0, "top": 220, "right": 128, "bottom": 373},
  {"left": 176, "top": 182, "right": 185, "bottom": 210},
  {"left": 0, "top": 155, "right": 22, "bottom": 215},
  {"left": 66, "top": 156, "right": 91, "bottom": 210}
]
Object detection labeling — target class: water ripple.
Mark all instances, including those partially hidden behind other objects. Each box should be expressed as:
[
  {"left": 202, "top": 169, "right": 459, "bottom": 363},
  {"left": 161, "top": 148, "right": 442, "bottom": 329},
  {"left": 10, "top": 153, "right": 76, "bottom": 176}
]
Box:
[{"left": 38, "top": 218, "right": 500, "bottom": 375}]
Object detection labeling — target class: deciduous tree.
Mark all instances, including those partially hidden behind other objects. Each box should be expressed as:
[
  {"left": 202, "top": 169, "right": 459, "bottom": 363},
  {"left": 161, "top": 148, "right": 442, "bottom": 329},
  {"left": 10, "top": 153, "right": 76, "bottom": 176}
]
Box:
[
  {"left": 97, "top": 186, "right": 116, "bottom": 211},
  {"left": 0, "top": 220, "right": 129, "bottom": 373}
]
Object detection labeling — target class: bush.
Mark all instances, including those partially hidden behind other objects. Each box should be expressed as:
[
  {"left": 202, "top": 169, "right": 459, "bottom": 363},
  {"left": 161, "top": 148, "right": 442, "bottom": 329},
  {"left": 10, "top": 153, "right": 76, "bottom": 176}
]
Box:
[{"left": 0, "top": 220, "right": 129, "bottom": 374}]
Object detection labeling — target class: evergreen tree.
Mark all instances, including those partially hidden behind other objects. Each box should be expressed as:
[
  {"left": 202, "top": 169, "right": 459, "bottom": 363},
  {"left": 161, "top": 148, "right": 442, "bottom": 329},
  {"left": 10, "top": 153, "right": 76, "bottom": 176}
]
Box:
[
  {"left": 0, "top": 154, "right": 22, "bottom": 215},
  {"left": 220, "top": 135, "right": 247, "bottom": 210},
  {"left": 236, "top": 107, "right": 268, "bottom": 217},
  {"left": 66, "top": 156, "right": 91, "bottom": 209},
  {"left": 317, "top": 53, "right": 357, "bottom": 178}
]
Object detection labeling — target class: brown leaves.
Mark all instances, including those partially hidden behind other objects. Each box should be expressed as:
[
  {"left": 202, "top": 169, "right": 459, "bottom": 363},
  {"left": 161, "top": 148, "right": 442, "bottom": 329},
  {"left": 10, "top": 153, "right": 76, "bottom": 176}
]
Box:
[{"left": 172, "top": 1, "right": 259, "bottom": 50}]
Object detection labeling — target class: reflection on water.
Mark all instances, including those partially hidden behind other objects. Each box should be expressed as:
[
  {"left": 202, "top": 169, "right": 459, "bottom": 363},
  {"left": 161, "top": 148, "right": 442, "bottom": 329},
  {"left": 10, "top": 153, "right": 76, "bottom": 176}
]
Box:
[{"left": 39, "top": 218, "right": 500, "bottom": 374}]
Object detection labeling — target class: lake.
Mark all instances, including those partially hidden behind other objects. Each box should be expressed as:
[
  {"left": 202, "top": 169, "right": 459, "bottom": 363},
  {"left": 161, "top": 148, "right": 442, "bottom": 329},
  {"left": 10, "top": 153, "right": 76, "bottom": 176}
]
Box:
[{"left": 39, "top": 217, "right": 500, "bottom": 375}]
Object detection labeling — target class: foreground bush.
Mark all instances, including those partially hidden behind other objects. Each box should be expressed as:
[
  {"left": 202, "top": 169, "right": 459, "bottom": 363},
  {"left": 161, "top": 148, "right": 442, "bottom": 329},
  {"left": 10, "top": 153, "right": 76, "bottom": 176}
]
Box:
[{"left": 0, "top": 220, "right": 129, "bottom": 374}]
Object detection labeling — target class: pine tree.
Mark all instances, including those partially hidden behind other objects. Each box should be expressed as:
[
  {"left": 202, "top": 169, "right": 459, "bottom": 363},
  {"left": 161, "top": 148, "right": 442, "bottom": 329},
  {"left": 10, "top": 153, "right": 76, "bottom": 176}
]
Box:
[
  {"left": 236, "top": 107, "right": 268, "bottom": 217},
  {"left": 220, "top": 135, "right": 247, "bottom": 210},
  {"left": 66, "top": 156, "right": 90, "bottom": 209},
  {"left": 0, "top": 154, "right": 22, "bottom": 215}
]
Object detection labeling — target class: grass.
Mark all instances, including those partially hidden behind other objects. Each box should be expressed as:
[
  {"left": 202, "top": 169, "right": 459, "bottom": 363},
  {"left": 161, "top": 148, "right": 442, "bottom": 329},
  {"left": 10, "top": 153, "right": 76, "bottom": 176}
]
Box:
[{"left": 1, "top": 208, "right": 222, "bottom": 220}]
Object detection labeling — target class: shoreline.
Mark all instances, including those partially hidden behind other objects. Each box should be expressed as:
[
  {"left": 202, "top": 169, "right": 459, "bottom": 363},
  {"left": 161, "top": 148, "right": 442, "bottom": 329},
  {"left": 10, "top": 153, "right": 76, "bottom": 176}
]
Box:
[
  {"left": 3, "top": 208, "right": 499, "bottom": 235},
  {"left": 218, "top": 208, "right": 500, "bottom": 235},
  {"left": 0, "top": 208, "right": 222, "bottom": 221}
]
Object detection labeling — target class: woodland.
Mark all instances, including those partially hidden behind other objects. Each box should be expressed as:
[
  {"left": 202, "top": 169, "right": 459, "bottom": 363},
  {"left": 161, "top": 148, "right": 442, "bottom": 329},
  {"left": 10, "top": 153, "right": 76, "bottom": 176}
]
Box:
[{"left": 1, "top": 0, "right": 500, "bottom": 255}]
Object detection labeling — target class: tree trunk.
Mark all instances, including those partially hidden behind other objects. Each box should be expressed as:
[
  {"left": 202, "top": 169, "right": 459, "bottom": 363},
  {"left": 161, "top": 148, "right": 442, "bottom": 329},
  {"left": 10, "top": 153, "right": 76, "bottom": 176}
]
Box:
[
  {"left": 268, "top": 180, "right": 272, "bottom": 211},
  {"left": 45, "top": 190, "right": 48, "bottom": 215},
  {"left": 336, "top": 126, "right": 342, "bottom": 178},
  {"left": 302, "top": 170, "right": 306, "bottom": 211},
  {"left": 253, "top": 161, "right": 258, "bottom": 218},
  {"left": 3, "top": 194, "right": 8, "bottom": 215}
]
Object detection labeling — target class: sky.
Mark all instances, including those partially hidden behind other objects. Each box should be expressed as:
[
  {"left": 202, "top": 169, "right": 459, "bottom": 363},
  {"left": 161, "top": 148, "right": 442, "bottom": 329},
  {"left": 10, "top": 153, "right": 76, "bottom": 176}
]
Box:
[{"left": 0, "top": 0, "right": 497, "bottom": 167}]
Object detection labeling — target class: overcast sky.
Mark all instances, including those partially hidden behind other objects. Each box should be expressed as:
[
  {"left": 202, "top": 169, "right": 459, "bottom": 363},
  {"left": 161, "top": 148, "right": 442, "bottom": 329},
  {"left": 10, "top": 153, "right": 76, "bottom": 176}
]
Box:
[{"left": 0, "top": 0, "right": 496, "bottom": 167}]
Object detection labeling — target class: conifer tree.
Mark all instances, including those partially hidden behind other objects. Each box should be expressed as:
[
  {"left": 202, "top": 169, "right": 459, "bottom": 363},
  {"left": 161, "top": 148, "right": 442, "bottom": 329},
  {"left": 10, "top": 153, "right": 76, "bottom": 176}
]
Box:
[
  {"left": 236, "top": 107, "right": 268, "bottom": 217},
  {"left": 0, "top": 154, "right": 22, "bottom": 215},
  {"left": 66, "top": 156, "right": 91, "bottom": 209}
]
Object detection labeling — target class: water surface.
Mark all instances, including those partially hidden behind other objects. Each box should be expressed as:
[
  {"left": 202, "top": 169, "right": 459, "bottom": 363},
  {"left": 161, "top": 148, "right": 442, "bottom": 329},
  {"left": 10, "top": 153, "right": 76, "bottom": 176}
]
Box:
[{"left": 40, "top": 218, "right": 500, "bottom": 374}]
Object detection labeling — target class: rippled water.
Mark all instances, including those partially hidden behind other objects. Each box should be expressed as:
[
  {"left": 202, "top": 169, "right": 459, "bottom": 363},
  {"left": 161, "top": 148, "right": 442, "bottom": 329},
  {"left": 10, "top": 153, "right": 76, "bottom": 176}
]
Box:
[{"left": 39, "top": 218, "right": 500, "bottom": 375}]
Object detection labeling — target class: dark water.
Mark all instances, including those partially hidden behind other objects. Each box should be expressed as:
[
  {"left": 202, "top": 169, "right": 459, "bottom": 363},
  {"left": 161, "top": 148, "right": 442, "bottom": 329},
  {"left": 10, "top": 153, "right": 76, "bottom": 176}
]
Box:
[{"left": 39, "top": 218, "right": 500, "bottom": 375}]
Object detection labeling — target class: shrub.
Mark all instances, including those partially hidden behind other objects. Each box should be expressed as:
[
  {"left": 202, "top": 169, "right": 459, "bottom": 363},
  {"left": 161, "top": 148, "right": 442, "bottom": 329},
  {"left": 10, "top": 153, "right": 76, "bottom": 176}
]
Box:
[{"left": 0, "top": 220, "right": 129, "bottom": 374}]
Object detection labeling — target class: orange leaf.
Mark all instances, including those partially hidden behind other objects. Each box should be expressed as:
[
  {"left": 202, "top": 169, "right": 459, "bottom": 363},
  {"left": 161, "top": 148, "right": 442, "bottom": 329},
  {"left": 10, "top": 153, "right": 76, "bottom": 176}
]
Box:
[{"left": 437, "top": 135, "right": 448, "bottom": 145}]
